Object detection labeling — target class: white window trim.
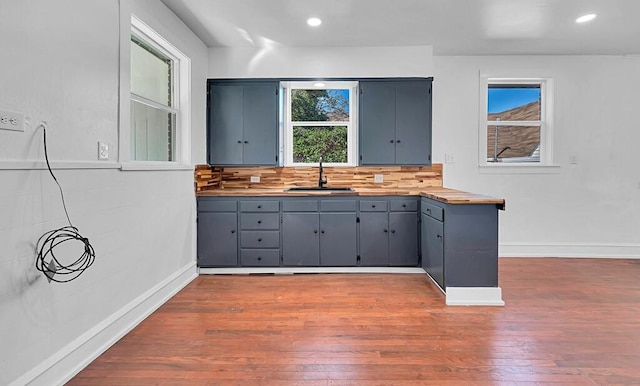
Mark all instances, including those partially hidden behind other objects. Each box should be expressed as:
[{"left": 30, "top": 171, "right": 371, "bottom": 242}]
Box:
[
  {"left": 478, "top": 77, "right": 556, "bottom": 170},
  {"left": 120, "top": 14, "right": 191, "bottom": 170},
  {"left": 281, "top": 81, "right": 358, "bottom": 167}
]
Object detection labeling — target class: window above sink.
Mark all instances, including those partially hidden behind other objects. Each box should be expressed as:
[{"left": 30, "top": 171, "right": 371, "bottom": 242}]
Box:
[{"left": 281, "top": 81, "right": 359, "bottom": 167}]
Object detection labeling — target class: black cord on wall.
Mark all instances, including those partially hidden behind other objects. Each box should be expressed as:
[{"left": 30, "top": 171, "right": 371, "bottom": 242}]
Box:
[{"left": 35, "top": 122, "right": 95, "bottom": 283}]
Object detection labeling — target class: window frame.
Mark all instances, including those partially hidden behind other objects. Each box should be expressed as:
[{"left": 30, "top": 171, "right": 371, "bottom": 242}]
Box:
[
  {"left": 120, "top": 14, "right": 191, "bottom": 169},
  {"left": 281, "top": 81, "right": 359, "bottom": 167},
  {"left": 478, "top": 77, "right": 555, "bottom": 170}
]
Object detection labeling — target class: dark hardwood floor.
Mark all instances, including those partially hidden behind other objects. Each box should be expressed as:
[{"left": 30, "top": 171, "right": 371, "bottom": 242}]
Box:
[{"left": 69, "top": 258, "right": 640, "bottom": 385}]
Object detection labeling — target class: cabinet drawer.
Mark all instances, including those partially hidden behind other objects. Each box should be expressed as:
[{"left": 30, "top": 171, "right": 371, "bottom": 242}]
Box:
[
  {"left": 321, "top": 200, "right": 357, "bottom": 212},
  {"left": 240, "top": 200, "right": 279, "bottom": 212},
  {"left": 240, "top": 249, "right": 280, "bottom": 266},
  {"left": 389, "top": 199, "right": 418, "bottom": 212},
  {"left": 359, "top": 200, "right": 388, "bottom": 212},
  {"left": 282, "top": 200, "right": 318, "bottom": 212},
  {"left": 240, "top": 213, "right": 280, "bottom": 230},
  {"left": 198, "top": 199, "right": 237, "bottom": 212},
  {"left": 240, "top": 231, "right": 280, "bottom": 248},
  {"left": 421, "top": 201, "right": 444, "bottom": 222}
]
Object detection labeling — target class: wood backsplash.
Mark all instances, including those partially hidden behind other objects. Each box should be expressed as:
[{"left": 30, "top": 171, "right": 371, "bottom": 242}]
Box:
[{"left": 195, "top": 164, "right": 443, "bottom": 192}]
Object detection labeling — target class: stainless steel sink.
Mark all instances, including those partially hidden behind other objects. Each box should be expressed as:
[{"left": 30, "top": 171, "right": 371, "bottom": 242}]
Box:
[{"left": 285, "top": 186, "right": 354, "bottom": 192}]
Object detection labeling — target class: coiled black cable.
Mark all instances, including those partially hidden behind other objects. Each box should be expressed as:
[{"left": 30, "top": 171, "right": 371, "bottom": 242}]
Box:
[{"left": 35, "top": 122, "right": 95, "bottom": 283}]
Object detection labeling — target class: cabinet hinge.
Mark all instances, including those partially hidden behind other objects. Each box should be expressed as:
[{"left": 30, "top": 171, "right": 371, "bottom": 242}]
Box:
[
  {"left": 428, "top": 154, "right": 431, "bottom": 161},
  {"left": 360, "top": 88, "right": 363, "bottom": 95},
  {"left": 356, "top": 217, "right": 360, "bottom": 223},
  {"left": 356, "top": 255, "right": 361, "bottom": 264},
  {"left": 276, "top": 155, "right": 278, "bottom": 162},
  {"left": 359, "top": 155, "right": 362, "bottom": 161}
]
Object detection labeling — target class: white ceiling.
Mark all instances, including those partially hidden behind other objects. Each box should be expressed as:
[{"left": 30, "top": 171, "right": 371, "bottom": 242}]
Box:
[{"left": 161, "top": 0, "right": 640, "bottom": 55}]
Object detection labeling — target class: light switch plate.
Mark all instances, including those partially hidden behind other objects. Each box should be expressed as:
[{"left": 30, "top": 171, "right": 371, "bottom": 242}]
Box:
[
  {"left": 374, "top": 174, "right": 383, "bottom": 183},
  {"left": 445, "top": 153, "right": 456, "bottom": 163},
  {"left": 0, "top": 109, "right": 25, "bottom": 132},
  {"left": 250, "top": 176, "right": 260, "bottom": 183}
]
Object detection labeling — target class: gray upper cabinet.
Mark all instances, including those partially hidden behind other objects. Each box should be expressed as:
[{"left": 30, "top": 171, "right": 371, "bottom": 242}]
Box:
[
  {"left": 208, "top": 81, "right": 278, "bottom": 166},
  {"left": 359, "top": 79, "right": 432, "bottom": 165}
]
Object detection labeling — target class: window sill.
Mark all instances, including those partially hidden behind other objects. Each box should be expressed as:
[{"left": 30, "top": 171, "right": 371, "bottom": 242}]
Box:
[
  {"left": 120, "top": 162, "right": 194, "bottom": 171},
  {"left": 478, "top": 164, "right": 561, "bottom": 174}
]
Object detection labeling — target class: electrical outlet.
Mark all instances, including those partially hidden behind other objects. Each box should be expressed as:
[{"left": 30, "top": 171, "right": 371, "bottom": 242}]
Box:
[
  {"left": 445, "top": 153, "right": 456, "bottom": 163},
  {"left": 250, "top": 176, "right": 260, "bottom": 183},
  {"left": 569, "top": 155, "right": 577, "bottom": 164},
  {"left": 0, "top": 109, "right": 25, "bottom": 132},
  {"left": 98, "top": 142, "right": 109, "bottom": 160},
  {"left": 374, "top": 174, "right": 384, "bottom": 183}
]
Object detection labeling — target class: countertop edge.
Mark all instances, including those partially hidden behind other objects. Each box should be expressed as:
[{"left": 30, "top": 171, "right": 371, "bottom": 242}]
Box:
[{"left": 196, "top": 188, "right": 506, "bottom": 208}]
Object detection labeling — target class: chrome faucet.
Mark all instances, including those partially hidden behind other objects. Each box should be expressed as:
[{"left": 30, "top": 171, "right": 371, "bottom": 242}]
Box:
[{"left": 318, "top": 156, "right": 327, "bottom": 188}]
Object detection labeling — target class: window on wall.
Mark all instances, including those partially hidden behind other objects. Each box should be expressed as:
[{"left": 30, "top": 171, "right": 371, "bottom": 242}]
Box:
[
  {"left": 128, "top": 15, "right": 190, "bottom": 165},
  {"left": 480, "top": 78, "right": 554, "bottom": 166},
  {"left": 283, "top": 81, "right": 358, "bottom": 166}
]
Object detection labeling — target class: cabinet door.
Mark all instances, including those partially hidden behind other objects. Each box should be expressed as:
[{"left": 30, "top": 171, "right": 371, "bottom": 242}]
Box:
[
  {"left": 421, "top": 214, "right": 444, "bottom": 289},
  {"left": 197, "top": 212, "right": 238, "bottom": 267},
  {"left": 359, "top": 81, "right": 396, "bottom": 165},
  {"left": 395, "top": 80, "right": 432, "bottom": 165},
  {"left": 282, "top": 213, "right": 320, "bottom": 266},
  {"left": 389, "top": 212, "right": 419, "bottom": 266},
  {"left": 359, "top": 212, "right": 389, "bottom": 266},
  {"left": 208, "top": 84, "right": 243, "bottom": 165},
  {"left": 319, "top": 213, "right": 357, "bottom": 266},
  {"left": 242, "top": 83, "right": 278, "bottom": 165}
]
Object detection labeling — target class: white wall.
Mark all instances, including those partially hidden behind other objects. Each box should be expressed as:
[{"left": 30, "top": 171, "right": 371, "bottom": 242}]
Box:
[
  {"left": 0, "top": 0, "right": 207, "bottom": 384},
  {"left": 433, "top": 55, "right": 640, "bottom": 257},
  {"left": 208, "top": 46, "right": 433, "bottom": 78}
]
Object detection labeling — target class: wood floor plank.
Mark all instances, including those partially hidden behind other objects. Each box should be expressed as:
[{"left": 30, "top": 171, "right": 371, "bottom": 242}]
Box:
[{"left": 68, "top": 258, "right": 640, "bottom": 385}]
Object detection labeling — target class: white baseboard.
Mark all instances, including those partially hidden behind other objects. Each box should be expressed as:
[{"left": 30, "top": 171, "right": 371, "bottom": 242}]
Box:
[
  {"left": 12, "top": 262, "right": 198, "bottom": 386},
  {"left": 446, "top": 287, "right": 505, "bottom": 306},
  {"left": 499, "top": 242, "right": 640, "bottom": 258}
]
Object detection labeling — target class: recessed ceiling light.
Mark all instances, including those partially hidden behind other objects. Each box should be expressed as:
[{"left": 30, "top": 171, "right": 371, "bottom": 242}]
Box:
[
  {"left": 313, "top": 82, "right": 325, "bottom": 88},
  {"left": 576, "top": 14, "right": 597, "bottom": 23},
  {"left": 307, "top": 17, "right": 322, "bottom": 27}
]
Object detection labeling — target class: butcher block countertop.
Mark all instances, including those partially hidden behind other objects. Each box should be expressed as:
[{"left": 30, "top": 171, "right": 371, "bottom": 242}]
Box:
[{"left": 197, "top": 187, "right": 505, "bottom": 209}]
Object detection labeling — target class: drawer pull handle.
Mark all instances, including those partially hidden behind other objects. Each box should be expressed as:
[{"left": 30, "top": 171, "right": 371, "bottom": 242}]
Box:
[
  {"left": 257, "top": 220, "right": 262, "bottom": 224},
  {"left": 257, "top": 257, "right": 262, "bottom": 261},
  {"left": 321, "top": 230, "right": 325, "bottom": 234},
  {"left": 244, "top": 140, "right": 249, "bottom": 144},
  {"left": 257, "top": 205, "right": 262, "bottom": 209},
  {"left": 231, "top": 230, "right": 236, "bottom": 234},
  {"left": 237, "top": 140, "right": 242, "bottom": 144},
  {"left": 372, "top": 204, "right": 376, "bottom": 208},
  {"left": 427, "top": 209, "right": 431, "bottom": 213},
  {"left": 314, "top": 230, "right": 318, "bottom": 234},
  {"left": 258, "top": 238, "right": 262, "bottom": 242},
  {"left": 391, "top": 230, "right": 396, "bottom": 234},
  {"left": 383, "top": 229, "right": 388, "bottom": 233},
  {"left": 396, "top": 139, "right": 401, "bottom": 143},
  {"left": 437, "top": 234, "right": 442, "bottom": 239},
  {"left": 402, "top": 204, "right": 407, "bottom": 208}
]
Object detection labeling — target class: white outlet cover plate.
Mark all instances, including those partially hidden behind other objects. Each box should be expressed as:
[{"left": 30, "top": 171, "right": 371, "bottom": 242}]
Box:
[
  {"left": 0, "top": 109, "right": 25, "bottom": 132},
  {"left": 98, "top": 142, "right": 109, "bottom": 160},
  {"left": 374, "top": 174, "right": 384, "bottom": 183},
  {"left": 250, "top": 176, "right": 260, "bottom": 183}
]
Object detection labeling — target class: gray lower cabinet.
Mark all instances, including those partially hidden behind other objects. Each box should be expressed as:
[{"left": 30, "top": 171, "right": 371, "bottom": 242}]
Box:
[
  {"left": 421, "top": 211, "right": 444, "bottom": 288},
  {"left": 282, "top": 198, "right": 357, "bottom": 266},
  {"left": 420, "top": 197, "right": 499, "bottom": 290},
  {"left": 359, "top": 198, "right": 419, "bottom": 266},
  {"left": 239, "top": 199, "right": 280, "bottom": 266},
  {"left": 197, "top": 198, "right": 238, "bottom": 267},
  {"left": 282, "top": 212, "right": 319, "bottom": 266}
]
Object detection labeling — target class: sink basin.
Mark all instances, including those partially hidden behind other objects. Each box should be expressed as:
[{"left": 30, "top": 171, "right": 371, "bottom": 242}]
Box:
[{"left": 286, "top": 186, "right": 354, "bottom": 192}]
